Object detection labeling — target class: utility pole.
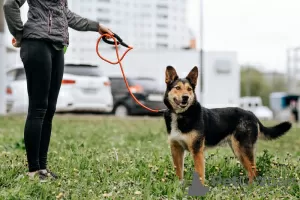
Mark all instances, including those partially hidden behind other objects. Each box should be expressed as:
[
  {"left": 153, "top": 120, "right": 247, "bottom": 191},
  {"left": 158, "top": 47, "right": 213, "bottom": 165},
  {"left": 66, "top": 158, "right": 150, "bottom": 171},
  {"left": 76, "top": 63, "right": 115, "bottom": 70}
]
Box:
[
  {"left": 286, "top": 48, "right": 291, "bottom": 92},
  {"left": 0, "top": 0, "right": 7, "bottom": 115},
  {"left": 199, "top": 0, "right": 204, "bottom": 103},
  {"left": 245, "top": 66, "right": 251, "bottom": 96}
]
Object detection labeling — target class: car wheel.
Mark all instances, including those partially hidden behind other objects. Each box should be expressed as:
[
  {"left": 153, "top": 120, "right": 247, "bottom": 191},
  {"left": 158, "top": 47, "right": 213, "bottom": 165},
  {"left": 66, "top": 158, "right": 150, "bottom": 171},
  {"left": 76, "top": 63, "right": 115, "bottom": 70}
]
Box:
[{"left": 114, "top": 105, "right": 129, "bottom": 117}]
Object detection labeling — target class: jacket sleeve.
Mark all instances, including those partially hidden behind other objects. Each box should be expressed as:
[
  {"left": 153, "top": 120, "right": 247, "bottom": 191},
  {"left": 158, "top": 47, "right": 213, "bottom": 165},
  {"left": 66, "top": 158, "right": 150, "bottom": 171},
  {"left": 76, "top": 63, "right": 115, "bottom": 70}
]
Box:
[
  {"left": 65, "top": 2, "right": 99, "bottom": 32},
  {"left": 3, "top": 0, "right": 26, "bottom": 45}
]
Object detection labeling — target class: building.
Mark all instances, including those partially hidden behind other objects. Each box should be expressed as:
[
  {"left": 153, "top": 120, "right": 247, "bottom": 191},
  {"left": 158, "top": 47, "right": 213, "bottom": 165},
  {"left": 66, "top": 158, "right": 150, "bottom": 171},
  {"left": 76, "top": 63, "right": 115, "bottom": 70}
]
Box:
[
  {"left": 66, "top": 0, "right": 192, "bottom": 62},
  {"left": 263, "top": 71, "right": 287, "bottom": 92},
  {"left": 3, "top": 1, "right": 194, "bottom": 66}
]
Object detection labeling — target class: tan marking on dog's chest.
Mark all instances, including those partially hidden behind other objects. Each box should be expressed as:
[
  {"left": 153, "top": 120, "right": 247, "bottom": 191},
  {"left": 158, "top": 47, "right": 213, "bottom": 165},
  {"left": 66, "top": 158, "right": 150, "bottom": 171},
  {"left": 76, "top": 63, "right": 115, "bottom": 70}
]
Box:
[{"left": 168, "top": 113, "right": 198, "bottom": 151}]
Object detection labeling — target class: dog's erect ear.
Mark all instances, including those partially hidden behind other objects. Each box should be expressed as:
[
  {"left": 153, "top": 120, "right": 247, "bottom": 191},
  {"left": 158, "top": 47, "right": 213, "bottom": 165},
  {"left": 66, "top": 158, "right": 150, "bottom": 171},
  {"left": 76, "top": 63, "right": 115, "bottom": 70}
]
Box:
[
  {"left": 165, "top": 66, "right": 178, "bottom": 84},
  {"left": 186, "top": 66, "right": 198, "bottom": 87}
]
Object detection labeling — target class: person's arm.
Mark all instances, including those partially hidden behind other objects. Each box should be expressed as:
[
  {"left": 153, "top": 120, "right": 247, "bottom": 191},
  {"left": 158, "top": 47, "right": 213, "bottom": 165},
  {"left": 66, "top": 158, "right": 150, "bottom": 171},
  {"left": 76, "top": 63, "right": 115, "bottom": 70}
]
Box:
[
  {"left": 3, "top": 0, "right": 26, "bottom": 47},
  {"left": 65, "top": 2, "right": 99, "bottom": 32},
  {"left": 65, "top": 2, "right": 113, "bottom": 35}
]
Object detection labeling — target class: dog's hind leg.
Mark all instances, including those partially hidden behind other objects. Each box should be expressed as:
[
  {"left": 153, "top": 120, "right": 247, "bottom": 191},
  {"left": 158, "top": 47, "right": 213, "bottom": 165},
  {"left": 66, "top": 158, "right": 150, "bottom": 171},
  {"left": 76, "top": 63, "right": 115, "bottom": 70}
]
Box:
[
  {"left": 230, "top": 136, "right": 257, "bottom": 184},
  {"left": 227, "top": 136, "right": 238, "bottom": 158},
  {"left": 170, "top": 141, "right": 185, "bottom": 181}
]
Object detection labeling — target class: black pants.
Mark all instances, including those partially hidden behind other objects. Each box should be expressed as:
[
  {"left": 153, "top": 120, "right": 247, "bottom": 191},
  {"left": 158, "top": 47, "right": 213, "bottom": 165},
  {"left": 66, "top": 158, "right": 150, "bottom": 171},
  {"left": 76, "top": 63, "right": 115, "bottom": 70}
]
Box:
[{"left": 20, "top": 39, "right": 64, "bottom": 172}]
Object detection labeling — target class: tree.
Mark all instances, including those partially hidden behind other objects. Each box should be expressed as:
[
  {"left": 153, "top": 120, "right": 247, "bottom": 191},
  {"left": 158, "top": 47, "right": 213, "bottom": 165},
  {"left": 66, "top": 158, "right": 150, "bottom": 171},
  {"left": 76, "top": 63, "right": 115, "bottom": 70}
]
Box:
[
  {"left": 269, "top": 74, "right": 287, "bottom": 92},
  {"left": 240, "top": 66, "right": 271, "bottom": 106}
]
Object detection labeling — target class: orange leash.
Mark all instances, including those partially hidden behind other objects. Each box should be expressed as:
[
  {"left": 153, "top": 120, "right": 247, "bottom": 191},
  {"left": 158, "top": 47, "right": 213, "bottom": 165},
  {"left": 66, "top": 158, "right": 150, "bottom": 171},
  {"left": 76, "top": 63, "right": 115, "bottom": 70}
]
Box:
[{"left": 96, "top": 33, "right": 166, "bottom": 113}]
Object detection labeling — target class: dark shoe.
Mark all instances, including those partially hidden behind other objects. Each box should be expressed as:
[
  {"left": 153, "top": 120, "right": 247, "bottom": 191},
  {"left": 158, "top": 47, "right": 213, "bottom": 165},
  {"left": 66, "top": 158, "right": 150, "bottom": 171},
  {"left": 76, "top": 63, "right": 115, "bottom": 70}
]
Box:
[
  {"left": 39, "top": 169, "right": 58, "bottom": 179},
  {"left": 38, "top": 171, "right": 49, "bottom": 182},
  {"left": 26, "top": 171, "right": 48, "bottom": 182}
]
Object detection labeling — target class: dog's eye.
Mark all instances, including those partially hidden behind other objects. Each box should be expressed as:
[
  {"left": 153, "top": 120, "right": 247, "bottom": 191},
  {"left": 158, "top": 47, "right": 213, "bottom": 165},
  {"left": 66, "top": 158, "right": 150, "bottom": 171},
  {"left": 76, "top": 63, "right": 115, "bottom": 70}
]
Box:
[
  {"left": 187, "top": 87, "right": 192, "bottom": 91},
  {"left": 175, "top": 86, "right": 181, "bottom": 90}
]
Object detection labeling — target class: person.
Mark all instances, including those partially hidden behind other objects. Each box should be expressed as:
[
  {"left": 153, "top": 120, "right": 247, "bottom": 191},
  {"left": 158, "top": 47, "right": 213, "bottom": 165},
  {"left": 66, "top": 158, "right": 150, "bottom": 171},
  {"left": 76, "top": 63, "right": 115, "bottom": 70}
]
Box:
[
  {"left": 290, "top": 100, "right": 298, "bottom": 123},
  {"left": 3, "top": 0, "right": 113, "bottom": 180}
]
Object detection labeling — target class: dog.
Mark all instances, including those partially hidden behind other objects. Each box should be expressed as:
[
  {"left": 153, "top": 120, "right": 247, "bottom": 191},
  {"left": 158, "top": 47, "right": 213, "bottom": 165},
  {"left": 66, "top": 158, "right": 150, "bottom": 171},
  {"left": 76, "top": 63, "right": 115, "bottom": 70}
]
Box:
[{"left": 162, "top": 65, "right": 292, "bottom": 185}]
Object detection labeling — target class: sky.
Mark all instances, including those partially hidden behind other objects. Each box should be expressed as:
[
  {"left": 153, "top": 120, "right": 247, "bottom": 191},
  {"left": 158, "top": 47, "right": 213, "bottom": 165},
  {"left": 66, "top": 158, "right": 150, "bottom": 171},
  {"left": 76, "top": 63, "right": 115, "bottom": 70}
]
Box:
[{"left": 186, "top": 0, "right": 300, "bottom": 73}]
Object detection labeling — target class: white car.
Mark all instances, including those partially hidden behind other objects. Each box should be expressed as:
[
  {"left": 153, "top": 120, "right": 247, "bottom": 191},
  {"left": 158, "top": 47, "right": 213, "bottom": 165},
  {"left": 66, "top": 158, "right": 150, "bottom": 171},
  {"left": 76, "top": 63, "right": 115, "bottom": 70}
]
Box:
[
  {"left": 5, "top": 85, "right": 14, "bottom": 113},
  {"left": 239, "top": 96, "right": 273, "bottom": 120},
  {"left": 6, "top": 64, "right": 114, "bottom": 114},
  {"left": 252, "top": 106, "right": 274, "bottom": 121}
]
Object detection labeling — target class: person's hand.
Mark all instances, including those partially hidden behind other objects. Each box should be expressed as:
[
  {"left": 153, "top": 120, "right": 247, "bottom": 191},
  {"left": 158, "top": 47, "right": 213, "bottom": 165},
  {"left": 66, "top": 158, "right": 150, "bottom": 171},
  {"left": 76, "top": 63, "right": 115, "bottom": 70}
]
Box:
[
  {"left": 98, "top": 24, "right": 113, "bottom": 37},
  {"left": 12, "top": 38, "right": 21, "bottom": 48}
]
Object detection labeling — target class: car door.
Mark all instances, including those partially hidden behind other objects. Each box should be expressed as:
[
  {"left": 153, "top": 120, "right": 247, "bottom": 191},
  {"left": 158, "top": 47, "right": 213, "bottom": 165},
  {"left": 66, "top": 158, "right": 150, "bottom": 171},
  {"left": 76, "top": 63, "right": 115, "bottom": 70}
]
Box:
[
  {"left": 63, "top": 64, "right": 113, "bottom": 106},
  {"left": 110, "top": 77, "right": 130, "bottom": 105},
  {"left": 7, "top": 68, "right": 28, "bottom": 113}
]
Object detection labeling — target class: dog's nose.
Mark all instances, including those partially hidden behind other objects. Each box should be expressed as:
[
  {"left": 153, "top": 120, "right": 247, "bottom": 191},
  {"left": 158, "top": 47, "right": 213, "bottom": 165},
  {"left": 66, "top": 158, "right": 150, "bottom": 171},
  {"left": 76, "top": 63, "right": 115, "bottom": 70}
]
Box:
[{"left": 182, "top": 95, "right": 189, "bottom": 102}]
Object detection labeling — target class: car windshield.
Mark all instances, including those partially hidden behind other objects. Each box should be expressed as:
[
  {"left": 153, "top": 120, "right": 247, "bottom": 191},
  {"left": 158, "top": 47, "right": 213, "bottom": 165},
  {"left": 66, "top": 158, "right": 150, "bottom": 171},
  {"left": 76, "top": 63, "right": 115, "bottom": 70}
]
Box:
[
  {"left": 64, "top": 64, "right": 103, "bottom": 77},
  {"left": 131, "top": 78, "right": 160, "bottom": 90},
  {"left": 7, "top": 68, "right": 26, "bottom": 81}
]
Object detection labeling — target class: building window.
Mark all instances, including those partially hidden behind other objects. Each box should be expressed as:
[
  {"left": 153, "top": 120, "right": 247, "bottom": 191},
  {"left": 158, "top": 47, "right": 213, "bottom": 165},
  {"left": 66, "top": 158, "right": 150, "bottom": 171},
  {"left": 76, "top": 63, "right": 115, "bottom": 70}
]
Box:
[
  {"left": 97, "top": 8, "right": 110, "bottom": 13},
  {"left": 156, "top": 33, "right": 168, "bottom": 38},
  {"left": 142, "top": 4, "right": 151, "bottom": 8},
  {"left": 157, "top": 14, "right": 168, "bottom": 19},
  {"left": 97, "top": 18, "right": 111, "bottom": 24},
  {"left": 140, "top": 13, "right": 151, "bottom": 18},
  {"left": 156, "top": 43, "right": 168, "bottom": 48},
  {"left": 156, "top": 4, "right": 168, "bottom": 9},
  {"left": 157, "top": 24, "right": 168, "bottom": 28}
]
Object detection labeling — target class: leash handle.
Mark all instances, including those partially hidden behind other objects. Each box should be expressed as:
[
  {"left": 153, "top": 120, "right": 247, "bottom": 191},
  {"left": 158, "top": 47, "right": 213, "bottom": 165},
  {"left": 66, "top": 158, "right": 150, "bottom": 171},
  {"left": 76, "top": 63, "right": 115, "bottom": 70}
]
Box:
[
  {"left": 102, "top": 32, "right": 130, "bottom": 48},
  {"left": 96, "top": 33, "right": 166, "bottom": 114}
]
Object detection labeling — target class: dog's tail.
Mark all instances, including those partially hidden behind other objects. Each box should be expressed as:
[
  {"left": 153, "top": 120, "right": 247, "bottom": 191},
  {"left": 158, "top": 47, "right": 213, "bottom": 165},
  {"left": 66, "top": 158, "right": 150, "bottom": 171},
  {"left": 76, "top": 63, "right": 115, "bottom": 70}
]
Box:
[{"left": 258, "top": 121, "right": 292, "bottom": 140}]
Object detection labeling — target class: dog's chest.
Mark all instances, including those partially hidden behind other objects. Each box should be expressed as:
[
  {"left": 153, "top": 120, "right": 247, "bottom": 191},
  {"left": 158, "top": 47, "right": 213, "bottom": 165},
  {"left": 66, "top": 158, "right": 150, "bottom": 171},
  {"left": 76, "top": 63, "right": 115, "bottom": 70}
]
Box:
[{"left": 168, "top": 113, "right": 192, "bottom": 150}]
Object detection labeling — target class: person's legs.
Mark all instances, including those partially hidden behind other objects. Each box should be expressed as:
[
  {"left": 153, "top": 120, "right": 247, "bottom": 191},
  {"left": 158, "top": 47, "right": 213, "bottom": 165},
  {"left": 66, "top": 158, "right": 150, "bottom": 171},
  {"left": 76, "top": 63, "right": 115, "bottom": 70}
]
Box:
[
  {"left": 39, "top": 47, "right": 64, "bottom": 175},
  {"left": 20, "top": 39, "right": 53, "bottom": 174}
]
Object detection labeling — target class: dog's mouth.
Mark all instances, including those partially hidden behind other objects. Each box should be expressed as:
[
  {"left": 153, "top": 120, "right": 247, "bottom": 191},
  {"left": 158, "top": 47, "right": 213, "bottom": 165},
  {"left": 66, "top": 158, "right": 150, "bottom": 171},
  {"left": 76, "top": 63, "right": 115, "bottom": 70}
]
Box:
[{"left": 174, "top": 98, "right": 188, "bottom": 108}]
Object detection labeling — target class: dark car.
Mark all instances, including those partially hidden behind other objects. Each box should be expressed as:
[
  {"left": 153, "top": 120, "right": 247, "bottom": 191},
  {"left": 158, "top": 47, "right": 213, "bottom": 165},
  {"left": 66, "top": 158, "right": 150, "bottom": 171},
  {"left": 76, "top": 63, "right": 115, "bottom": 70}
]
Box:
[{"left": 109, "top": 77, "right": 166, "bottom": 116}]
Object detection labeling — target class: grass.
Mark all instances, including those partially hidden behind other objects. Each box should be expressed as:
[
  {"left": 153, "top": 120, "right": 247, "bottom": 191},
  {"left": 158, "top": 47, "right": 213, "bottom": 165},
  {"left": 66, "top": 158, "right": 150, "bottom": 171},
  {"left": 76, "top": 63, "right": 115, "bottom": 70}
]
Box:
[{"left": 0, "top": 114, "right": 300, "bottom": 200}]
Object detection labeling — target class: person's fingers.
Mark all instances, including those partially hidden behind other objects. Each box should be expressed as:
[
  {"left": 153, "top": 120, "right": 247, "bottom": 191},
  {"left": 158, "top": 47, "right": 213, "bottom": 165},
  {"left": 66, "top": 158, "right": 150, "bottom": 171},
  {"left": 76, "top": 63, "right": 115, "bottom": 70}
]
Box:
[
  {"left": 99, "top": 25, "right": 113, "bottom": 35},
  {"left": 12, "top": 38, "right": 16, "bottom": 46},
  {"left": 107, "top": 28, "right": 114, "bottom": 36},
  {"left": 12, "top": 42, "right": 20, "bottom": 48}
]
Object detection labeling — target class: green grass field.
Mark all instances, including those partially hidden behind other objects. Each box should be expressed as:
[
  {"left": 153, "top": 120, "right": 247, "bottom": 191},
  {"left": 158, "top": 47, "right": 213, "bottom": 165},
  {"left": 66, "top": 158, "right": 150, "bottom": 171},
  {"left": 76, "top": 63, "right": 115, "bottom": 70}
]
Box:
[{"left": 0, "top": 114, "right": 299, "bottom": 200}]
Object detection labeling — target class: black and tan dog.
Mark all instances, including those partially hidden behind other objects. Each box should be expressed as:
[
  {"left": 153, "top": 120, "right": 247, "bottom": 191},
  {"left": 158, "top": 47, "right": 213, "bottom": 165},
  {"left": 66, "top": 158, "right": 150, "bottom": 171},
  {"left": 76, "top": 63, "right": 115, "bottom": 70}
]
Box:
[{"left": 163, "top": 66, "right": 292, "bottom": 185}]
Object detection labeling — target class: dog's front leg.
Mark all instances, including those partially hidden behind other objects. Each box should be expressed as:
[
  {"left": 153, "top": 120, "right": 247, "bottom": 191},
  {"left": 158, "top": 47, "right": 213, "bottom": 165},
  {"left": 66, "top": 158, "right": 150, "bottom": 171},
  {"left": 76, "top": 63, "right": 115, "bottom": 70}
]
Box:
[
  {"left": 191, "top": 139, "right": 205, "bottom": 185},
  {"left": 170, "top": 141, "right": 185, "bottom": 181},
  {"left": 192, "top": 150, "right": 205, "bottom": 185}
]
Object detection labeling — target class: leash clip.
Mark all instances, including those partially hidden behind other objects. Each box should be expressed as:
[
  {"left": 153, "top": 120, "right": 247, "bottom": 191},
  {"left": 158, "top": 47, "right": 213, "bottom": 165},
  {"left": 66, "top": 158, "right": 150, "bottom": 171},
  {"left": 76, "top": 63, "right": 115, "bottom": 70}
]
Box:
[
  {"left": 157, "top": 109, "right": 168, "bottom": 114},
  {"left": 102, "top": 32, "right": 130, "bottom": 48}
]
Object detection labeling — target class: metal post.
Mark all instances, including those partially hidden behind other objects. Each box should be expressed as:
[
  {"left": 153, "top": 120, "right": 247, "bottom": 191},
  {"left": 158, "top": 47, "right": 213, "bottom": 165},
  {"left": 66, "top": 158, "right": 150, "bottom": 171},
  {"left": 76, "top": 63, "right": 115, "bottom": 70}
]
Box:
[
  {"left": 0, "top": 0, "right": 7, "bottom": 115},
  {"left": 246, "top": 66, "right": 250, "bottom": 96},
  {"left": 199, "top": 0, "right": 204, "bottom": 103},
  {"left": 286, "top": 49, "right": 291, "bottom": 92}
]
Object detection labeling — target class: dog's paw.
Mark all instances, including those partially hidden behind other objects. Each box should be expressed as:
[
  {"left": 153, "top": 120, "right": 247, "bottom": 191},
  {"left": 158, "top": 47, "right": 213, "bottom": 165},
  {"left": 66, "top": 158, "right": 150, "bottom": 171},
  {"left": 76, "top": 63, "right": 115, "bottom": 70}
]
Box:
[{"left": 179, "top": 179, "right": 185, "bottom": 185}]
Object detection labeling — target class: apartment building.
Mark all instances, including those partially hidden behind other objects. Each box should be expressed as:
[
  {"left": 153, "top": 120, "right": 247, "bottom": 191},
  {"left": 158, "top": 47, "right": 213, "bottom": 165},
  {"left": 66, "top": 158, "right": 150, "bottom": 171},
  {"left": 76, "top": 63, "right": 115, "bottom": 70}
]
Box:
[{"left": 67, "top": 0, "right": 192, "bottom": 61}]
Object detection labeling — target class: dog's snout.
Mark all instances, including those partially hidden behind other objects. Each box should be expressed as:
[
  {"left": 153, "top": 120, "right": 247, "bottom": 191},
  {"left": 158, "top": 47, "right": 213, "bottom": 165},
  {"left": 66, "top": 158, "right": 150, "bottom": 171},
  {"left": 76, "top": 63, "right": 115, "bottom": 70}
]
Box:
[{"left": 182, "top": 95, "right": 189, "bottom": 102}]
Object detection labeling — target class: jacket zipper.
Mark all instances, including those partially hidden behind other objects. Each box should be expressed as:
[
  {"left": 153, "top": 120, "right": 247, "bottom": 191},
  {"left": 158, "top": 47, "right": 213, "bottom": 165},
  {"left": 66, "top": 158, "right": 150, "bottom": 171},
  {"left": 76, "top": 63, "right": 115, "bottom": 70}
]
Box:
[
  {"left": 63, "top": 1, "right": 68, "bottom": 45},
  {"left": 48, "top": 10, "right": 53, "bottom": 34}
]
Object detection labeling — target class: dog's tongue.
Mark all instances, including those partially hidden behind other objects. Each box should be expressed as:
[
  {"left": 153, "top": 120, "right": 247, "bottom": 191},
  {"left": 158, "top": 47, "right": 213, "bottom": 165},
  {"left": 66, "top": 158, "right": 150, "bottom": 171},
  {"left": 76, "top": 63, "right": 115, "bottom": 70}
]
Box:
[
  {"left": 174, "top": 98, "right": 188, "bottom": 108},
  {"left": 174, "top": 98, "right": 181, "bottom": 105}
]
